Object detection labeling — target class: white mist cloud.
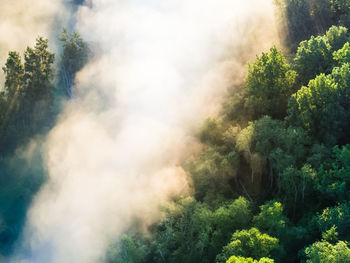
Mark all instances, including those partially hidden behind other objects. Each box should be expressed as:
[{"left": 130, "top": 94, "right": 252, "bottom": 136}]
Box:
[{"left": 12, "top": 1, "right": 279, "bottom": 262}]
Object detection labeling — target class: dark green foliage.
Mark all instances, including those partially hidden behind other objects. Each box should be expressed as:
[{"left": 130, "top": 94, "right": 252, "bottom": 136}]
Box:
[
  {"left": 23, "top": 37, "right": 55, "bottom": 100},
  {"left": 106, "top": 234, "right": 149, "bottom": 263},
  {"left": 275, "top": 0, "right": 350, "bottom": 48},
  {"left": 0, "top": 37, "right": 55, "bottom": 153},
  {"left": 150, "top": 197, "right": 214, "bottom": 263},
  {"left": 274, "top": 0, "right": 315, "bottom": 47},
  {"left": 186, "top": 146, "right": 238, "bottom": 203},
  {"left": 236, "top": 116, "right": 308, "bottom": 187},
  {"left": 316, "top": 145, "right": 350, "bottom": 202},
  {"left": 58, "top": 29, "right": 89, "bottom": 98},
  {"left": 0, "top": 32, "right": 88, "bottom": 257},
  {"left": 315, "top": 202, "right": 350, "bottom": 241}
]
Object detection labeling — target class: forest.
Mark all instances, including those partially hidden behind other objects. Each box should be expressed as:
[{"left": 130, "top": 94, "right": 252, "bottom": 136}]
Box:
[{"left": 1, "top": 0, "right": 350, "bottom": 262}]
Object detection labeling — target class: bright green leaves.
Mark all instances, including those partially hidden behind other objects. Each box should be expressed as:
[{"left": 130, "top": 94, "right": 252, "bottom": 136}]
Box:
[
  {"left": 212, "top": 197, "right": 252, "bottom": 253},
  {"left": 245, "top": 46, "right": 297, "bottom": 119},
  {"left": 226, "top": 256, "right": 274, "bottom": 263},
  {"left": 294, "top": 26, "right": 349, "bottom": 84},
  {"left": 322, "top": 225, "right": 339, "bottom": 244},
  {"left": 287, "top": 66, "right": 350, "bottom": 145},
  {"left": 315, "top": 202, "right": 350, "bottom": 241},
  {"left": 305, "top": 240, "right": 350, "bottom": 263},
  {"left": 216, "top": 228, "right": 280, "bottom": 263},
  {"left": 294, "top": 36, "right": 332, "bottom": 84},
  {"left": 333, "top": 43, "right": 350, "bottom": 65},
  {"left": 325, "top": 26, "right": 349, "bottom": 52},
  {"left": 253, "top": 201, "right": 288, "bottom": 238}
]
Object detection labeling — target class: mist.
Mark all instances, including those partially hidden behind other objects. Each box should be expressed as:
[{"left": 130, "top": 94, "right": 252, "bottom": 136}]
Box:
[{"left": 10, "top": 1, "right": 279, "bottom": 262}]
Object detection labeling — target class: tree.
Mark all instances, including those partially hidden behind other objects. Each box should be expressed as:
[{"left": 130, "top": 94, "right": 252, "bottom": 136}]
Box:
[
  {"left": 2, "top": 52, "right": 24, "bottom": 97},
  {"left": 287, "top": 73, "right": 344, "bottom": 145},
  {"left": 279, "top": 165, "right": 316, "bottom": 217},
  {"left": 244, "top": 46, "right": 297, "bottom": 119},
  {"left": 199, "top": 118, "right": 225, "bottom": 146},
  {"left": 216, "top": 228, "right": 280, "bottom": 263},
  {"left": 315, "top": 202, "right": 350, "bottom": 241},
  {"left": 316, "top": 145, "right": 350, "bottom": 202},
  {"left": 293, "top": 26, "right": 349, "bottom": 84},
  {"left": 58, "top": 29, "right": 89, "bottom": 98},
  {"left": 226, "top": 256, "right": 274, "bottom": 263},
  {"left": 0, "top": 52, "right": 24, "bottom": 139},
  {"left": 325, "top": 26, "right": 349, "bottom": 52},
  {"left": 151, "top": 197, "right": 214, "bottom": 263},
  {"left": 253, "top": 201, "right": 288, "bottom": 238},
  {"left": 106, "top": 234, "right": 148, "bottom": 263},
  {"left": 211, "top": 197, "right": 252, "bottom": 255},
  {"left": 186, "top": 146, "right": 237, "bottom": 203},
  {"left": 294, "top": 35, "right": 331, "bottom": 84},
  {"left": 0, "top": 37, "right": 55, "bottom": 153},
  {"left": 23, "top": 37, "right": 55, "bottom": 99},
  {"left": 304, "top": 240, "right": 350, "bottom": 263},
  {"left": 333, "top": 43, "right": 350, "bottom": 66},
  {"left": 236, "top": 116, "right": 308, "bottom": 186}
]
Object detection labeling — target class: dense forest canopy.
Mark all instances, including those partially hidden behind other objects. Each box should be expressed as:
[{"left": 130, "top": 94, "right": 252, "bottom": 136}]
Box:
[{"left": 0, "top": 0, "right": 350, "bottom": 262}]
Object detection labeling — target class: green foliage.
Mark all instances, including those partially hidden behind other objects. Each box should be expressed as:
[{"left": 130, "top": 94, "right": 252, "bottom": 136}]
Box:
[
  {"left": 23, "top": 37, "right": 55, "bottom": 99},
  {"left": 151, "top": 197, "right": 214, "bottom": 263},
  {"left": 325, "top": 26, "right": 349, "bottom": 52},
  {"left": 279, "top": 165, "right": 316, "bottom": 216},
  {"left": 294, "top": 36, "right": 332, "bottom": 84},
  {"left": 58, "top": 29, "right": 89, "bottom": 98},
  {"left": 212, "top": 197, "right": 252, "bottom": 253},
  {"left": 226, "top": 256, "right": 274, "bottom": 263},
  {"left": 2, "top": 52, "right": 23, "bottom": 97},
  {"left": 106, "top": 235, "right": 148, "bottom": 263},
  {"left": 199, "top": 118, "right": 224, "bottom": 146},
  {"left": 253, "top": 201, "right": 288, "bottom": 238},
  {"left": 294, "top": 26, "right": 349, "bottom": 84},
  {"left": 216, "top": 228, "right": 280, "bottom": 263},
  {"left": 245, "top": 46, "right": 297, "bottom": 119},
  {"left": 315, "top": 202, "right": 350, "bottom": 241},
  {"left": 287, "top": 69, "right": 349, "bottom": 145},
  {"left": 330, "top": 0, "right": 350, "bottom": 28},
  {"left": 187, "top": 146, "right": 237, "bottom": 203},
  {"left": 333, "top": 42, "right": 350, "bottom": 66},
  {"left": 322, "top": 225, "right": 339, "bottom": 244},
  {"left": 0, "top": 32, "right": 87, "bottom": 256},
  {"left": 237, "top": 116, "right": 308, "bottom": 185},
  {"left": 316, "top": 145, "right": 350, "bottom": 202},
  {"left": 274, "top": 0, "right": 315, "bottom": 47},
  {"left": 305, "top": 240, "right": 350, "bottom": 263}
]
